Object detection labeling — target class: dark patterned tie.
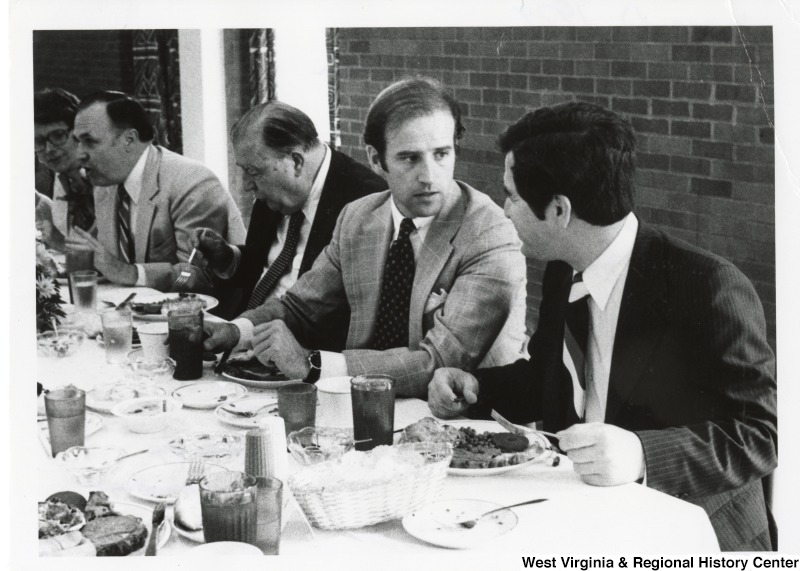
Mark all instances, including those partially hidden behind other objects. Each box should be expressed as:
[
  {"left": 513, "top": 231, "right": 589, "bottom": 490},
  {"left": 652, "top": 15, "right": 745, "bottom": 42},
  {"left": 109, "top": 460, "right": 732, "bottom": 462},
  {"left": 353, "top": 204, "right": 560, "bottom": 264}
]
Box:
[
  {"left": 247, "top": 211, "right": 305, "bottom": 309},
  {"left": 372, "top": 218, "right": 416, "bottom": 350},
  {"left": 117, "top": 184, "right": 135, "bottom": 263}
]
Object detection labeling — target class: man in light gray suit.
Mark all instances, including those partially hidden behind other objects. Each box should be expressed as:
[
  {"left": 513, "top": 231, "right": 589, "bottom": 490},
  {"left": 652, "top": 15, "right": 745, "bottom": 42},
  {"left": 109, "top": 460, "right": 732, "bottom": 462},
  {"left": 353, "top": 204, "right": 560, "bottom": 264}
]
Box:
[
  {"left": 205, "top": 77, "right": 526, "bottom": 397},
  {"left": 66, "top": 91, "right": 245, "bottom": 292}
]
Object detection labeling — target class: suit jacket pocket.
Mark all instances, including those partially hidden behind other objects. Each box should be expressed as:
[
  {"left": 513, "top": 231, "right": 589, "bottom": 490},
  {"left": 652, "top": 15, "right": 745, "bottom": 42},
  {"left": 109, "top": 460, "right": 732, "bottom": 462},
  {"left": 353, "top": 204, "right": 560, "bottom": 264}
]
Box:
[{"left": 147, "top": 227, "right": 178, "bottom": 263}]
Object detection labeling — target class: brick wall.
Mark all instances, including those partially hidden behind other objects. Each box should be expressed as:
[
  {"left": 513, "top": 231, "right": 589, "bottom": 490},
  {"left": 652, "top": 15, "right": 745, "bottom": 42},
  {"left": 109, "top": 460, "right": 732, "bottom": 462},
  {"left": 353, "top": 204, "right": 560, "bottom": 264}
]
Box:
[
  {"left": 33, "top": 30, "right": 135, "bottom": 97},
  {"left": 334, "top": 26, "right": 776, "bottom": 348}
]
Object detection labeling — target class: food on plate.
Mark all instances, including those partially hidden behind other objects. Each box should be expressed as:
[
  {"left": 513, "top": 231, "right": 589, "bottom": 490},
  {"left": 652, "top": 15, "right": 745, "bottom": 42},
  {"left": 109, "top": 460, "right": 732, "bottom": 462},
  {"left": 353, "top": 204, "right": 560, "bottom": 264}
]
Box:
[
  {"left": 130, "top": 292, "right": 206, "bottom": 315},
  {"left": 39, "top": 530, "right": 97, "bottom": 557},
  {"left": 38, "top": 499, "right": 86, "bottom": 538},
  {"left": 125, "top": 401, "right": 164, "bottom": 416},
  {"left": 399, "top": 418, "right": 545, "bottom": 469},
  {"left": 174, "top": 484, "right": 202, "bottom": 531},
  {"left": 46, "top": 491, "right": 88, "bottom": 512},
  {"left": 81, "top": 492, "right": 148, "bottom": 556},
  {"left": 222, "top": 353, "right": 287, "bottom": 381}
]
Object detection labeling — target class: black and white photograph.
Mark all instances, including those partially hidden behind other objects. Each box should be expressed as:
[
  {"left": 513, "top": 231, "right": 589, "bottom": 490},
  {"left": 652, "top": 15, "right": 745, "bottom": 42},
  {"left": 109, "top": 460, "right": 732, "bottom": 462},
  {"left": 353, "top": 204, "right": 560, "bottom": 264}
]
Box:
[{"left": 7, "top": 0, "right": 800, "bottom": 568}]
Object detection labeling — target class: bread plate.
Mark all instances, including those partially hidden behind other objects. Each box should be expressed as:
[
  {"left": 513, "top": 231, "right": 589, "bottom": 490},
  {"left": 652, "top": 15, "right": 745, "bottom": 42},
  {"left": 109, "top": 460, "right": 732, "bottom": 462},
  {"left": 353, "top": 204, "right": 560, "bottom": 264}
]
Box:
[{"left": 402, "top": 499, "right": 517, "bottom": 549}]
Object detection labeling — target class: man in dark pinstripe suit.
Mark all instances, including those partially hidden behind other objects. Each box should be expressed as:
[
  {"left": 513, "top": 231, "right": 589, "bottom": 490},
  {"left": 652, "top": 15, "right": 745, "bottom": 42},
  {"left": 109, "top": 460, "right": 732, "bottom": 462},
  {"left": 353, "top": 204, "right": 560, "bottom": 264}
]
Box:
[{"left": 429, "top": 102, "right": 777, "bottom": 551}]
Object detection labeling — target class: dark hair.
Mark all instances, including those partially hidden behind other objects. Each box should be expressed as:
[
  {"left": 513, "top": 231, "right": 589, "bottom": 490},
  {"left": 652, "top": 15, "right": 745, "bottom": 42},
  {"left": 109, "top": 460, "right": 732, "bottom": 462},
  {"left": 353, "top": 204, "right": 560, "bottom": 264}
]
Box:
[
  {"left": 498, "top": 101, "right": 636, "bottom": 226},
  {"left": 363, "top": 77, "right": 465, "bottom": 168},
  {"left": 34, "top": 88, "right": 80, "bottom": 129},
  {"left": 231, "top": 100, "right": 319, "bottom": 153},
  {"left": 76, "top": 91, "right": 155, "bottom": 142}
]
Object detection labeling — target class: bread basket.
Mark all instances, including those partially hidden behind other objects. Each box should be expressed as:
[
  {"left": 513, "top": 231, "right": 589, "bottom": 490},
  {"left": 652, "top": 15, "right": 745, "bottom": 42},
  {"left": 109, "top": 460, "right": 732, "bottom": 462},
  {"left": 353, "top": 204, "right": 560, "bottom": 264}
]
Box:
[{"left": 288, "top": 442, "right": 453, "bottom": 530}]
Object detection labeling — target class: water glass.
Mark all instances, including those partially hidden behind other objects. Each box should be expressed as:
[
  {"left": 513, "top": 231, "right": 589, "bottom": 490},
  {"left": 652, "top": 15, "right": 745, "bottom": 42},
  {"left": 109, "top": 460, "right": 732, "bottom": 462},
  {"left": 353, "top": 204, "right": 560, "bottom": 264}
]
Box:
[
  {"left": 101, "top": 307, "right": 133, "bottom": 364},
  {"left": 351, "top": 375, "right": 395, "bottom": 451},
  {"left": 277, "top": 384, "right": 317, "bottom": 434},
  {"left": 45, "top": 387, "right": 86, "bottom": 457},
  {"left": 199, "top": 471, "right": 258, "bottom": 545},
  {"left": 69, "top": 270, "right": 98, "bottom": 313},
  {"left": 254, "top": 477, "right": 282, "bottom": 555},
  {"left": 167, "top": 300, "right": 205, "bottom": 380}
]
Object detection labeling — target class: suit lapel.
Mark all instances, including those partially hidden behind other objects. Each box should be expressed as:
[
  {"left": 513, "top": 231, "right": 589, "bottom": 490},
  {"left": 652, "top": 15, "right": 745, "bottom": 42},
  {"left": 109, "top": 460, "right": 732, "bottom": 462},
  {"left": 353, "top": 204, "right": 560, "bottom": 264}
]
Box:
[
  {"left": 407, "top": 182, "right": 462, "bottom": 346},
  {"left": 605, "top": 226, "right": 668, "bottom": 423},
  {"left": 302, "top": 150, "right": 344, "bottom": 274},
  {"left": 133, "top": 146, "right": 161, "bottom": 262}
]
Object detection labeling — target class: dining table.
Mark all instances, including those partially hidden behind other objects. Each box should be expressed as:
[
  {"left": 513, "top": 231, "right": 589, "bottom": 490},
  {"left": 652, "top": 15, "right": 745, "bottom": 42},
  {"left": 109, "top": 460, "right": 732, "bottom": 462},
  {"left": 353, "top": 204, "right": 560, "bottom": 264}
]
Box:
[{"left": 34, "top": 284, "right": 721, "bottom": 567}]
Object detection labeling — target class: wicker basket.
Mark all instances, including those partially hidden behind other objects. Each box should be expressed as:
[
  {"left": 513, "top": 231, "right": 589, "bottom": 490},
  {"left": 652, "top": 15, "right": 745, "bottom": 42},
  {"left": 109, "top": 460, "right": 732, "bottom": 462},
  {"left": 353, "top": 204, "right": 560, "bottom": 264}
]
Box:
[{"left": 288, "top": 442, "right": 453, "bottom": 530}]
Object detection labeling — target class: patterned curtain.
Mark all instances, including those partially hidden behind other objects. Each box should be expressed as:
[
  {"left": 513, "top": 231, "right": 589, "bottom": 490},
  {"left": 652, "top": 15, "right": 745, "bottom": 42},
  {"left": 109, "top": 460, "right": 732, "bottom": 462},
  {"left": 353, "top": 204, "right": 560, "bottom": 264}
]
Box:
[
  {"left": 248, "top": 29, "right": 275, "bottom": 107},
  {"left": 326, "top": 28, "right": 341, "bottom": 148},
  {"left": 132, "top": 30, "right": 182, "bottom": 154}
]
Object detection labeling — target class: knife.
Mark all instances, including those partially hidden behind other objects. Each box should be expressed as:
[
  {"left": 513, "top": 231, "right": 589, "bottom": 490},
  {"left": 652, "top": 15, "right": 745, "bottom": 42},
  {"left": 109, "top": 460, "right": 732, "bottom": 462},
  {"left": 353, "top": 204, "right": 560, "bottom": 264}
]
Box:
[
  {"left": 115, "top": 292, "right": 137, "bottom": 310},
  {"left": 214, "top": 348, "right": 233, "bottom": 375},
  {"left": 145, "top": 502, "right": 166, "bottom": 556}
]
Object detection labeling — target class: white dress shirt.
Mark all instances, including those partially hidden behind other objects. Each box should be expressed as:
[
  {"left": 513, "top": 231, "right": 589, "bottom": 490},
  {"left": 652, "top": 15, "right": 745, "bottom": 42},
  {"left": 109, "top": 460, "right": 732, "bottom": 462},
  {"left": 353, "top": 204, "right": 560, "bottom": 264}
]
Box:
[{"left": 574, "top": 211, "right": 639, "bottom": 422}]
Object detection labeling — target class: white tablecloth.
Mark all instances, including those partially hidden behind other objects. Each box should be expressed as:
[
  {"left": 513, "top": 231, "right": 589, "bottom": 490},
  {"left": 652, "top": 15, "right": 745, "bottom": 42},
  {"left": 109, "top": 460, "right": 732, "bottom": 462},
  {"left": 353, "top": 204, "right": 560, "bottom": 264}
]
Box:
[{"left": 35, "top": 286, "right": 720, "bottom": 565}]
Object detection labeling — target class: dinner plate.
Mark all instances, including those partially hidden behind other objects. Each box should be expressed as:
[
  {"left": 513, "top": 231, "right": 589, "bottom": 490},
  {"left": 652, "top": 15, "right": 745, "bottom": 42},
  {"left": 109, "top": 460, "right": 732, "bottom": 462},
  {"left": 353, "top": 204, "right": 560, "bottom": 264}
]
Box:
[
  {"left": 171, "top": 381, "right": 248, "bottom": 409},
  {"left": 126, "top": 462, "right": 227, "bottom": 503},
  {"left": 443, "top": 420, "right": 551, "bottom": 476},
  {"left": 214, "top": 396, "right": 279, "bottom": 428},
  {"left": 219, "top": 352, "right": 301, "bottom": 389},
  {"left": 126, "top": 293, "right": 219, "bottom": 321},
  {"left": 402, "top": 499, "right": 518, "bottom": 549},
  {"left": 113, "top": 501, "right": 172, "bottom": 556},
  {"left": 86, "top": 384, "right": 166, "bottom": 414}
]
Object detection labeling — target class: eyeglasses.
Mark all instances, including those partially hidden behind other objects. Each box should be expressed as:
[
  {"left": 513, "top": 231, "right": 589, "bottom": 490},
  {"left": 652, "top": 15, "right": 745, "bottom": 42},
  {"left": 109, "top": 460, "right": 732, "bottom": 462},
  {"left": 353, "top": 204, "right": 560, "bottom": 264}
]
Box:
[{"left": 34, "top": 128, "right": 71, "bottom": 152}]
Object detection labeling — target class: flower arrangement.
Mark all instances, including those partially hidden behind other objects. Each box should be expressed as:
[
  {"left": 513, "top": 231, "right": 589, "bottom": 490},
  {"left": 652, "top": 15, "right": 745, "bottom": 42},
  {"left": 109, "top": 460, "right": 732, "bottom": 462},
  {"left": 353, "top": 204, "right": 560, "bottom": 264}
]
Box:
[{"left": 36, "top": 231, "right": 65, "bottom": 333}]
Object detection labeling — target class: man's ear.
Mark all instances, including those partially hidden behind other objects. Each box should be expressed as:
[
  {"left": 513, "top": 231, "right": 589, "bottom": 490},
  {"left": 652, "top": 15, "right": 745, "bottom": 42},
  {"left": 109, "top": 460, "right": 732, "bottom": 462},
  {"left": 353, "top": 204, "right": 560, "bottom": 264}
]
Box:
[
  {"left": 290, "top": 150, "right": 305, "bottom": 175},
  {"left": 550, "top": 194, "right": 573, "bottom": 228},
  {"left": 365, "top": 145, "right": 386, "bottom": 175},
  {"left": 123, "top": 128, "right": 139, "bottom": 146}
]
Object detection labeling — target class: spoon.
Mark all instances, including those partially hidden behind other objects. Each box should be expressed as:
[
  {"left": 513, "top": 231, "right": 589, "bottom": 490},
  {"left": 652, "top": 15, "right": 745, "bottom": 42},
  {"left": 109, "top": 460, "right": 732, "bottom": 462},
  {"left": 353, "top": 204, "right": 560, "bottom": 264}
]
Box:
[
  {"left": 221, "top": 403, "right": 277, "bottom": 418},
  {"left": 455, "top": 498, "right": 548, "bottom": 529}
]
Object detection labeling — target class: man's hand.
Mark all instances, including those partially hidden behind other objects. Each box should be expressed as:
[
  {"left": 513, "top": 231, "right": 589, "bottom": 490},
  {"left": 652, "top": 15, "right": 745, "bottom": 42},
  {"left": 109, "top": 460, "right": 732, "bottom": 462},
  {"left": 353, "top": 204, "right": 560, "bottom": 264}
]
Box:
[
  {"left": 203, "top": 321, "right": 240, "bottom": 352},
  {"left": 556, "top": 423, "right": 645, "bottom": 486},
  {"left": 170, "top": 263, "right": 209, "bottom": 293},
  {"left": 193, "top": 228, "right": 234, "bottom": 273},
  {"left": 252, "top": 320, "right": 311, "bottom": 379},
  {"left": 65, "top": 227, "right": 137, "bottom": 285},
  {"left": 427, "top": 368, "right": 480, "bottom": 419}
]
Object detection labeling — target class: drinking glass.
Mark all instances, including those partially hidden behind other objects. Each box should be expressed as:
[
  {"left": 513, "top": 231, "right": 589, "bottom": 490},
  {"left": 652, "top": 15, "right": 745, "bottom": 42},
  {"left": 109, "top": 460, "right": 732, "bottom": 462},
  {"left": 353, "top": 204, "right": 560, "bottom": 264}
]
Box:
[
  {"left": 69, "top": 270, "right": 98, "bottom": 313},
  {"left": 44, "top": 387, "right": 86, "bottom": 457},
  {"left": 199, "top": 471, "right": 258, "bottom": 545},
  {"left": 277, "top": 384, "right": 317, "bottom": 434},
  {"left": 350, "top": 375, "right": 395, "bottom": 451},
  {"left": 101, "top": 307, "right": 133, "bottom": 364},
  {"left": 254, "top": 477, "right": 282, "bottom": 555},
  {"left": 167, "top": 300, "right": 205, "bottom": 380}
]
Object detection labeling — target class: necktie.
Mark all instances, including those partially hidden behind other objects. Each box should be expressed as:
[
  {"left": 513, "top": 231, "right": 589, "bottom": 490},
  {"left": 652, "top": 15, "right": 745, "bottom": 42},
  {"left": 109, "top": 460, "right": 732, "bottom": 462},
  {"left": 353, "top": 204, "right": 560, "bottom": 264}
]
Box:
[
  {"left": 117, "top": 185, "right": 135, "bottom": 263},
  {"left": 372, "top": 218, "right": 416, "bottom": 350},
  {"left": 247, "top": 211, "right": 305, "bottom": 309},
  {"left": 564, "top": 272, "right": 602, "bottom": 422}
]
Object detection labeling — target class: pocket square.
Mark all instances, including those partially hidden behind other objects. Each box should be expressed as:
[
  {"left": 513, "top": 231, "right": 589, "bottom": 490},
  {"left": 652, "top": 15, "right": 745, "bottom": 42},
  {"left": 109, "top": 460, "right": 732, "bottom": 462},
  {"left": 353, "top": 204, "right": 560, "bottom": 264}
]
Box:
[{"left": 424, "top": 289, "right": 448, "bottom": 314}]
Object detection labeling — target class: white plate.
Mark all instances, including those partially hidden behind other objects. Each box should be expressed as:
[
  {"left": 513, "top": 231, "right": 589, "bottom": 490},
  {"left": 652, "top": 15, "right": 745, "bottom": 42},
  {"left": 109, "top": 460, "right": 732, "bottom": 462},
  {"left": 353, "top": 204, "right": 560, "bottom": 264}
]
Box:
[
  {"left": 112, "top": 501, "right": 172, "bottom": 556},
  {"left": 443, "top": 420, "right": 550, "bottom": 476},
  {"left": 171, "top": 381, "right": 248, "bottom": 409},
  {"left": 127, "top": 293, "right": 219, "bottom": 321},
  {"left": 214, "top": 396, "right": 279, "bottom": 428},
  {"left": 402, "top": 499, "right": 518, "bottom": 549},
  {"left": 126, "top": 462, "right": 227, "bottom": 503},
  {"left": 220, "top": 373, "right": 302, "bottom": 390},
  {"left": 87, "top": 384, "right": 166, "bottom": 413},
  {"left": 185, "top": 541, "right": 263, "bottom": 556}
]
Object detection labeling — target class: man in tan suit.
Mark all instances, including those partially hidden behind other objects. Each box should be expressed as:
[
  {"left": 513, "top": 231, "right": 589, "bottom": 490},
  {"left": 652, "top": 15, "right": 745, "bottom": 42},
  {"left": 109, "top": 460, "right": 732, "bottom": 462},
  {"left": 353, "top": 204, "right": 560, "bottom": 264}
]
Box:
[
  {"left": 67, "top": 91, "right": 245, "bottom": 292},
  {"left": 205, "top": 78, "right": 526, "bottom": 397}
]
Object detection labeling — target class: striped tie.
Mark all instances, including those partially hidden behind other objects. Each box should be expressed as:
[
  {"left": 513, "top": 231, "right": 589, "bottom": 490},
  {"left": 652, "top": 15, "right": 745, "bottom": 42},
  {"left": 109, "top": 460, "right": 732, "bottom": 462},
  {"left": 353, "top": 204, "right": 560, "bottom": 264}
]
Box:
[
  {"left": 117, "top": 184, "right": 135, "bottom": 263},
  {"left": 247, "top": 211, "right": 305, "bottom": 309}
]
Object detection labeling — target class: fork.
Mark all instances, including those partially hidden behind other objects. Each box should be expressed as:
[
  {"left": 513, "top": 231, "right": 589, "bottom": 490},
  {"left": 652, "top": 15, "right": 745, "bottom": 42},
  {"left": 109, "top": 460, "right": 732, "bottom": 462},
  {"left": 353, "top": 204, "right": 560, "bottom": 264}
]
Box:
[
  {"left": 184, "top": 459, "right": 205, "bottom": 486},
  {"left": 490, "top": 409, "right": 565, "bottom": 455},
  {"left": 145, "top": 502, "right": 166, "bottom": 556},
  {"left": 172, "top": 248, "right": 198, "bottom": 290},
  {"left": 221, "top": 403, "right": 277, "bottom": 418}
]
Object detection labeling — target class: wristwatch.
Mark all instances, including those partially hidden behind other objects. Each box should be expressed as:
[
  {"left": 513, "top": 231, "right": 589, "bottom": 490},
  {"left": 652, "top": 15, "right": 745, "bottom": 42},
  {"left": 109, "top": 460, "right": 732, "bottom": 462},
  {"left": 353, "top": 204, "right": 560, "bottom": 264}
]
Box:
[{"left": 304, "top": 350, "right": 321, "bottom": 383}]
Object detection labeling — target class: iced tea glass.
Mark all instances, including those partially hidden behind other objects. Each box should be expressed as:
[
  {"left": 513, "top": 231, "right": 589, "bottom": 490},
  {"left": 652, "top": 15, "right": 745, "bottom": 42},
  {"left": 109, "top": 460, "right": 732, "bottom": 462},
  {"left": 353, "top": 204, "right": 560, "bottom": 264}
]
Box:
[
  {"left": 167, "top": 299, "right": 205, "bottom": 380},
  {"left": 199, "top": 471, "right": 258, "bottom": 545},
  {"left": 350, "top": 375, "right": 395, "bottom": 451}
]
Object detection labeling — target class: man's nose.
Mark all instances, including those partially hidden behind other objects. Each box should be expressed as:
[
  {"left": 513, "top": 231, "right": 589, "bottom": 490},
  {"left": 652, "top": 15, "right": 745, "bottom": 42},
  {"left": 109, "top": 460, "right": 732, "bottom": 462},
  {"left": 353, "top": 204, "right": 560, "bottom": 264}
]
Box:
[{"left": 417, "top": 156, "right": 435, "bottom": 184}]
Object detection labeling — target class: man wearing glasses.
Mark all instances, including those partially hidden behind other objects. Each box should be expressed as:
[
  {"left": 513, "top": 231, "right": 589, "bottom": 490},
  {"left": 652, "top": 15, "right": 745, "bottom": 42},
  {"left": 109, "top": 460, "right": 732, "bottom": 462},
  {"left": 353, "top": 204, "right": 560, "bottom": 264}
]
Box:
[{"left": 34, "top": 88, "right": 95, "bottom": 251}]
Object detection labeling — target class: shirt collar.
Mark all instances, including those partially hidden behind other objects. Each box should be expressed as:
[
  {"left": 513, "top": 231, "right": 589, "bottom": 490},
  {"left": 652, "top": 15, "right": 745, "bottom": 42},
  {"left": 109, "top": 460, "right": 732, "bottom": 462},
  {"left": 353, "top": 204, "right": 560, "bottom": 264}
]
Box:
[
  {"left": 580, "top": 212, "right": 639, "bottom": 311},
  {"left": 389, "top": 199, "right": 434, "bottom": 239},
  {"left": 301, "top": 143, "right": 330, "bottom": 224},
  {"left": 121, "top": 145, "right": 151, "bottom": 204}
]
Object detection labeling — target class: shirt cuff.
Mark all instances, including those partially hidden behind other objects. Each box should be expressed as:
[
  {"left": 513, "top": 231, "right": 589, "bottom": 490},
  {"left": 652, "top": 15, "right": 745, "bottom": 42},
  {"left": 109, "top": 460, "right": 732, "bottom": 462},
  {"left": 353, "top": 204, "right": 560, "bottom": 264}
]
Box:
[
  {"left": 320, "top": 351, "right": 348, "bottom": 378},
  {"left": 214, "top": 246, "right": 241, "bottom": 279},
  {"left": 231, "top": 317, "right": 254, "bottom": 352},
  {"left": 135, "top": 264, "right": 147, "bottom": 286}
]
